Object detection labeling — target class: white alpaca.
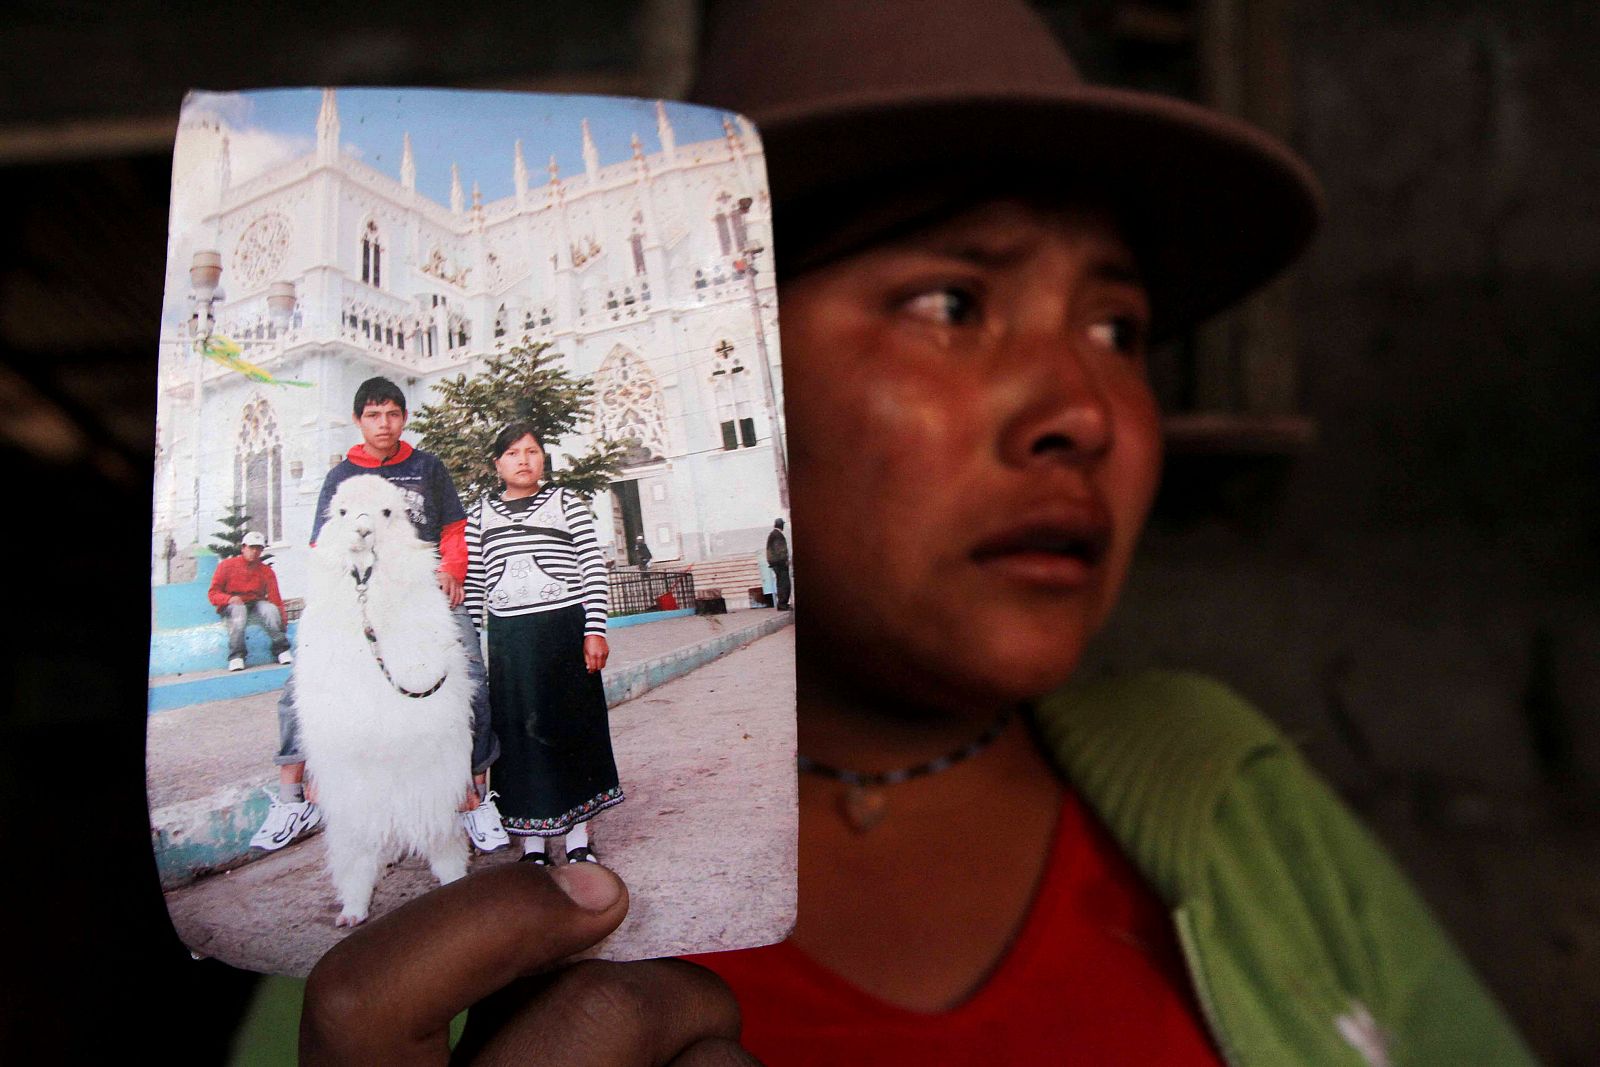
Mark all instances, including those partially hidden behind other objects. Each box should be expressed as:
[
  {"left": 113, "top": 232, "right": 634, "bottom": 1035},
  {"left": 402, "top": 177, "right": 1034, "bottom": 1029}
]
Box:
[{"left": 293, "top": 475, "right": 473, "bottom": 926}]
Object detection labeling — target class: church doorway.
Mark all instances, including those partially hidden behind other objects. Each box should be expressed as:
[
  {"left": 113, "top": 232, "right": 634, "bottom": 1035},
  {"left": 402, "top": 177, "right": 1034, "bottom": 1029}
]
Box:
[{"left": 613, "top": 479, "right": 646, "bottom": 564}]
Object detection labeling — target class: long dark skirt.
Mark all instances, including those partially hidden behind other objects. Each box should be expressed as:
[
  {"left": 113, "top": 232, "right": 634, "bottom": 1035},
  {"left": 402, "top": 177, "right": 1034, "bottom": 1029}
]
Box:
[{"left": 487, "top": 605, "right": 623, "bottom": 836}]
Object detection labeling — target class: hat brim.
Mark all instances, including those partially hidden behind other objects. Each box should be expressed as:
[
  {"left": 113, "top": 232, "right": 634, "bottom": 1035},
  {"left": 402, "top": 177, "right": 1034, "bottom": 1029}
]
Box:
[{"left": 750, "top": 86, "right": 1323, "bottom": 338}]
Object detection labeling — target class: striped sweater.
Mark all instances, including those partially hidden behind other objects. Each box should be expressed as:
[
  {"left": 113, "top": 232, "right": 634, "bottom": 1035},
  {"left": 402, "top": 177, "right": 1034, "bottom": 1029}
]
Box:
[{"left": 464, "top": 485, "right": 609, "bottom": 636}]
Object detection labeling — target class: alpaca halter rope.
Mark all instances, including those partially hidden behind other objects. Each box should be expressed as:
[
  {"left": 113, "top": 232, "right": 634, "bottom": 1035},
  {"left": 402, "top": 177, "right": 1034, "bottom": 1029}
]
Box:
[
  {"left": 797, "top": 707, "right": 1014, "bottom": 832},
  {"left": 349, "top": 558, "right": 449, "bottom": 699}
]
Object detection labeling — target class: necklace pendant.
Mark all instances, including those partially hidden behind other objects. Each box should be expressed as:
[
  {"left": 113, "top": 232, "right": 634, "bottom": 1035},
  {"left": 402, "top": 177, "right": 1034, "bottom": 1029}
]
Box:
[{"left": 841, "top": 784, "right": 887, "bottom": 833}]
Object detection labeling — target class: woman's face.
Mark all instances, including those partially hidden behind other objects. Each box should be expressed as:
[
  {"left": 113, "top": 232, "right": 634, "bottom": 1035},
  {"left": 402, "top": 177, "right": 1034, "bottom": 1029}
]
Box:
[
  {"left": 780, "top": 200, "right": 1162, "bottom": 713},
  {"left": 495, "top": 434, "right": 545, "bottom": 493}
]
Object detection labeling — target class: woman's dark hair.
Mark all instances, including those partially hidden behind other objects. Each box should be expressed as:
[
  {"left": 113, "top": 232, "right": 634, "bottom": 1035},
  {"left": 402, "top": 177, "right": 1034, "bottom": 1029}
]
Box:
[{"left": 491, "top": 422, "right": 544, "bottom": 459}]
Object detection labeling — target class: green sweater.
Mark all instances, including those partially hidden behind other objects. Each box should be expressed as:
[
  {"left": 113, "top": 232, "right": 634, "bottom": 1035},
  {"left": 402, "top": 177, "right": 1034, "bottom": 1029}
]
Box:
[
  {"left": 1033, "top": 671, "right": 1536, "bottom": 1066},
  {"left": 231, "top": 671, "right": 1536, "bottom": 1065}
]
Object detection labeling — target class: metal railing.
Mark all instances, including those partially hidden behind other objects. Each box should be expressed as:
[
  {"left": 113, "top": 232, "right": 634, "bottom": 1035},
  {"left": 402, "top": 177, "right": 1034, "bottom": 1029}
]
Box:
[{"left": 608, "top": 569, "right": 695, "bottom": 617}]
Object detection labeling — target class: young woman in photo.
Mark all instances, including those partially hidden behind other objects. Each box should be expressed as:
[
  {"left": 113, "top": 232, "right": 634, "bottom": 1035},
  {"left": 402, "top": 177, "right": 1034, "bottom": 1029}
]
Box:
[{"left": 462, "top": 424, "right": 622, "bottom": 866}]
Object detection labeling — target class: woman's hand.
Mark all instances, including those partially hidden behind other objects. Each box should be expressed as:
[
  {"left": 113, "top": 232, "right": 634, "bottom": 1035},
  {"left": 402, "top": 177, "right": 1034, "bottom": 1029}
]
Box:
[
  {"left": 584, "top": 635, "right": 609, "bottom": 673},
  {"left": 301, "top": 862, "right": 755, "bottom": 1065}
]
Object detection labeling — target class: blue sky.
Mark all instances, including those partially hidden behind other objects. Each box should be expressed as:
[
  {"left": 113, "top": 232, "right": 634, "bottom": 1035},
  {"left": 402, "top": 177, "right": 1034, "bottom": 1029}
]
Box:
[{"left": 188, "top": 88, "right": 738, "bottom": 206}]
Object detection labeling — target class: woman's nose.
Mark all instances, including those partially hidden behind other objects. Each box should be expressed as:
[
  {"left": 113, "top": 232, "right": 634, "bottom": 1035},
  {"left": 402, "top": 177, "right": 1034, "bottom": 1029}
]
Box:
[{"left": 995, "top": 337, "right": 1112, "bottom": 468}]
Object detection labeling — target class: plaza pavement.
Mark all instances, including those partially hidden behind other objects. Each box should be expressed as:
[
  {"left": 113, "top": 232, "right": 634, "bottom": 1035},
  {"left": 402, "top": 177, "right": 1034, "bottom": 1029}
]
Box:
[
  {"left": 160, "top": 623, "right": 796, "bottom": 978},
  {"left": 148, "top": 610, "right": 793, "bottom": 890}
]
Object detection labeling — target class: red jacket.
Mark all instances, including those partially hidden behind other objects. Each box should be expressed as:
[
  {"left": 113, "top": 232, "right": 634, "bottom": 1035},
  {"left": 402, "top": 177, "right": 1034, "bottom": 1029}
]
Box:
[{"left": 207, "top": 555, "right": 287, "bottom": 620}]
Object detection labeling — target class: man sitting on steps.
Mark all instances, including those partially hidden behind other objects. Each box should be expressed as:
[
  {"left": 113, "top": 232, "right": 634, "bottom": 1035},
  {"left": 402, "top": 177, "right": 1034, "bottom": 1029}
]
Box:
[{"left": 207, "top": 530, "right": 292, "bottom": 672}]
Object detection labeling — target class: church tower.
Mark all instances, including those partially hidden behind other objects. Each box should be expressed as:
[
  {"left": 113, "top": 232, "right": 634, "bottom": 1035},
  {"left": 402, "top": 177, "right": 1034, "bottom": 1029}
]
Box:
[
  {"left": 582, "top": 119, "right": 600, "bottom": 180},
  {"left": 316, "top": 88, "right": 340, "bottom": 165},
  {"left": 400, "top": 132, "right": 416, "bottom": 191}
]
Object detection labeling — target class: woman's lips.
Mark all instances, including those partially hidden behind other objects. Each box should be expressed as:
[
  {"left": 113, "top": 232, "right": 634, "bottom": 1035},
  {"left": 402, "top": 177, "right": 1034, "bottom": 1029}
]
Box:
[{"left": 969, "top": 521, "right": 1109, "bottom": 589}]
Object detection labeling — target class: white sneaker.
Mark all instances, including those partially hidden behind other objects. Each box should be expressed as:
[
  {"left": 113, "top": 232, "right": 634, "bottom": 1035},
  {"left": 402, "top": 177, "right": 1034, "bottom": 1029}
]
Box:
[
  {"left": 249, "top": 790, "right": 324, "bottom": 851},
  {"left": 277, "top": 650, "right": 293, "bottom": 665},
  {"left": 461, "top": 791, "right": 510, "bottom": 852},
  {"left": 228, "top": 657, "right": 245, "bottom": 672}
]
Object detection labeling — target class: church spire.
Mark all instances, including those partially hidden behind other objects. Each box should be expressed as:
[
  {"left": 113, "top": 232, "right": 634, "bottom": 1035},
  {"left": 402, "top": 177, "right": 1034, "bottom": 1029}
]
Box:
[
  {"left": 400, "top": 132, "right": 416, "bottom": 191},
  {"left": 218, "top": 132, "right": 232, "bottom": 191},
  {"left": 513, "top": 139, "right": 528, "bottom": 200},
  {"left": 655, "top": 100, "right": 676, "bottom": 159},
  {"left": 316, "top": 88, "right": 340, "bottom": 164},
  {"left": 581, "top": 118, "right": 600, "bottom": 178},
  {"left": 450, "top": 163, "right": 464, "bottom": 215}
]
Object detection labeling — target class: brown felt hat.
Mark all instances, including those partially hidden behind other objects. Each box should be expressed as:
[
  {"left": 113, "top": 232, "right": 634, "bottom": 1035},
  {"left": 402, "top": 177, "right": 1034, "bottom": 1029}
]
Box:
[{"left": 689, "top": 0, "right": 1323, "bottom": 337}]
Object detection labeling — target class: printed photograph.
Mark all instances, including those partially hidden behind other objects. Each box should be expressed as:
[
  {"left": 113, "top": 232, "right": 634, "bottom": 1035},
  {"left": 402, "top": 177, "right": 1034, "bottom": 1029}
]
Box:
[{"left": 146, "top": 87, "right": 796, "bottom": 976}]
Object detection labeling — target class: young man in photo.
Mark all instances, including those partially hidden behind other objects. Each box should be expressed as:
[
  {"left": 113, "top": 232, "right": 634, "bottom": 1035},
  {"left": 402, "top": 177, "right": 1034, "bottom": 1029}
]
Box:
[
  {"left": 207, "top": 530, "right": 291, "bottom": 672},
  {"left": 249, "top": 377, "right": 506, "bottom": 854}
]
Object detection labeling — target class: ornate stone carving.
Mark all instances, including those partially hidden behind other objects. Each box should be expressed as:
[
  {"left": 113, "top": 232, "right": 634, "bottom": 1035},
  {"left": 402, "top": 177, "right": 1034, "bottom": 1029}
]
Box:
[
  {"left": 595, "top": 347, "right": 667, "bottom": 467},
  {"left": 233, "top": 212, "right": 292, "bottom": 289}
]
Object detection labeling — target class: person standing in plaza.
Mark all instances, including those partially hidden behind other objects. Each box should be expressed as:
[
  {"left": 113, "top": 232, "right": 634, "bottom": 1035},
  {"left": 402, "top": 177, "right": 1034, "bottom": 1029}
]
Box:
[
  {"left": 207, "top": 530, "right": 292, "bottom": 672},
  {"left": 766, "top": 517, "right": 791, "bottom": 610},
  {"left": 464, "top": 423, "right": 623, "bottom": 866}
]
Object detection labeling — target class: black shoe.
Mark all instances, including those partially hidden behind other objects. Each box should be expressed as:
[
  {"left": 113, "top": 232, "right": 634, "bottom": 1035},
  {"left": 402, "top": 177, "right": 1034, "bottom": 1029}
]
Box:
[
  {"left": 519, "top": 850, "right": 553, "bottom": 866},
  {"left": 565, "top": 846, "right": 599, "bottom": 864}
]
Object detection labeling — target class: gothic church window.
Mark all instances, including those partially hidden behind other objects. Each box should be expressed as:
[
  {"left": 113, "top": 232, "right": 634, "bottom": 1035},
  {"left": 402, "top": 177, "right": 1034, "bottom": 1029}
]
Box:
[
  {"left": 361, "top": 220, "right": 383, "bottom": 288},
  {"left": 713, "top": 190, "right": 738, "bottom": 256},
  {"left": 595, "top": 346, "right": 668, "bottom": 468},
  {"left": 631, "top": 231, "right": 646, "bottom": 275},
  {"left": 710, "top": 339, "right": 756, "bottom": 451},
  {"left": 235, "top": 395, "right": 284, "bottom": 543}
]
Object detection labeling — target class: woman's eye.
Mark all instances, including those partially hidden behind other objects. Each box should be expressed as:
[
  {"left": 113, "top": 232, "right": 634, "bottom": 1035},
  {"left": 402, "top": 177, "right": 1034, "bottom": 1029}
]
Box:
[
  {"left": 338, "top": 508, "right": 347, "bottom": 516},
  {"left": 1088, "top": 315, "right": 1146, "bottom": 356},
  {"left": 903, "top": 287, "right": 979, "bottom": 326}
]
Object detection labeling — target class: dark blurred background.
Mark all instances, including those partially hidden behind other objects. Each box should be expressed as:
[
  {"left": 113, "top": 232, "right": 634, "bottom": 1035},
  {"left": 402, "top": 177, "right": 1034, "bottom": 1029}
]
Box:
[{"left": 0, "top": 1, "right": 1594, "bottom": 1061}]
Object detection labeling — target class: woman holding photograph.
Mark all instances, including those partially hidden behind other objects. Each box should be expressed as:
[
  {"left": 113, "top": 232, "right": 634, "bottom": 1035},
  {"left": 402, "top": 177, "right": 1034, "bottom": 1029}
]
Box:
[
  {"left": 461, "top": 423, "right": 622, "bottom": 866},
  {"left": 287, "top": 1, "right": 1535, "bottom": 1064}
]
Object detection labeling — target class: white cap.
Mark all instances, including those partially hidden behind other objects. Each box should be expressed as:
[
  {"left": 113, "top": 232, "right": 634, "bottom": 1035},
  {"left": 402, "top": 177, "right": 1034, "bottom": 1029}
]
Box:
[{"left": 242, "top": 531, "right": 267, "bottom": 547}]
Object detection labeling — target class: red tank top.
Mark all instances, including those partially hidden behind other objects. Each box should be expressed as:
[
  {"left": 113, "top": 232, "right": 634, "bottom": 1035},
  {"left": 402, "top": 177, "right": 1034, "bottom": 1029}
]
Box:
[{"left": 687, "top": 790, "right": 1223, "bottom": 1065}]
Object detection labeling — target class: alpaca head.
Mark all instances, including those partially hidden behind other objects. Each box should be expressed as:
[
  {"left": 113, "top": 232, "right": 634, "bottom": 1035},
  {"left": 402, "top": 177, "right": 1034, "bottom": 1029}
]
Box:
[{"left": 318, "top": 475, "right": 425, "bottom": 577}]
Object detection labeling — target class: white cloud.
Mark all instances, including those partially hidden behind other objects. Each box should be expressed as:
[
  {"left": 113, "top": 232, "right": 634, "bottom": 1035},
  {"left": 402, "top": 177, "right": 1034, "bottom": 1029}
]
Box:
[
  {"left": 178, "top": 92, "right": 310, "bottom": 187},
  {"left": 228, "top": 125, "right": 312, "bottom": 185}
]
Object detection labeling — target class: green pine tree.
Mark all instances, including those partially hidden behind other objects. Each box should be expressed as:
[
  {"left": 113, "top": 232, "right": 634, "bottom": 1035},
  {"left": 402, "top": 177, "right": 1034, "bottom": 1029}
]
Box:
[
  {"left": 208, "top": 503, "right": 252, "bottom": 559},
  {"left": 410, "top": 340, "right": 628, "bottom": 500}
]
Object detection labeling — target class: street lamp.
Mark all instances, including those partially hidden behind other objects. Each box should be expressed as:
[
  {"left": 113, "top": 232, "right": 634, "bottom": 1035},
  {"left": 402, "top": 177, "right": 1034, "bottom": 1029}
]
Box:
[
  {"left": 733, "top": 197, "right": 789, "bottom": 511},
  {"left": 189, "top": 250, "right": 223, "bottom": 338},
  {"left": 180, "top": 252, "right": 295, "bottom": 544},
  {"left": 187, "top": 250, "right": 222, "bottom": 543},
  {"left": 266, "top": 281, "right": 297, "bottom": 331}
]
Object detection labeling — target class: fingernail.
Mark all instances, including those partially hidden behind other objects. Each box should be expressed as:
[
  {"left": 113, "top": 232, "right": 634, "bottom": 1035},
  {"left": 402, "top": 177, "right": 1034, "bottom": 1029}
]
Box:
[{"left": 550, "top": 862, "right": 621, "bottom": 911}]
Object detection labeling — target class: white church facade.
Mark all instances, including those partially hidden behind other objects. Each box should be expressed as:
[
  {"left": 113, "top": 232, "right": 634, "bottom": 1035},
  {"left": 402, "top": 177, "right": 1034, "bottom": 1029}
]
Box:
[{"left": 154, "top": 90, "right": 785, "bottom": 602}]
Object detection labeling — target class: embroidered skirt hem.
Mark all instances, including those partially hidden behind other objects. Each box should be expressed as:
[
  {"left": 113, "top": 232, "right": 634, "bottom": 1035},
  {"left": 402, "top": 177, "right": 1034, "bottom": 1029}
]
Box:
[{"left": 505, "top": 786, "right": 626, "bottom": 836}]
